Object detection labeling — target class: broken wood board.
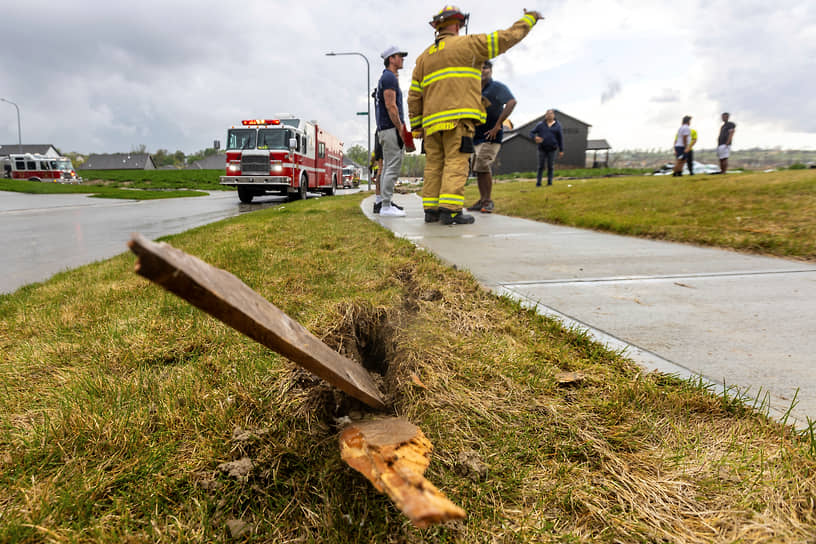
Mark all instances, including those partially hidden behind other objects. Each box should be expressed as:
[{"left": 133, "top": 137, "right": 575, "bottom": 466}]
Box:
[
  {"left": 128, "top": 232, "right": 386, "bottom": 409},
  {"left": 339, "top": 418, "right": 466, "bottom": 528}
]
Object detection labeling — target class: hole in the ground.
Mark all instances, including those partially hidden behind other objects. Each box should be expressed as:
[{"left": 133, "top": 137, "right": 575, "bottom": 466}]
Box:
[{"left": 286, "top": 303, "right": 401, "bottom": 426}]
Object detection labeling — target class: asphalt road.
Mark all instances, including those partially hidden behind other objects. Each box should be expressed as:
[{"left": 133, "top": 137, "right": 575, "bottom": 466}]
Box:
[{"left": 0, "top": 188, "right": 357, "bottom": 294}]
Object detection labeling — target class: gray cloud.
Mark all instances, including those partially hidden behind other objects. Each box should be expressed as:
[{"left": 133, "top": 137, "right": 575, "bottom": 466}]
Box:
[
  {"left": 1, "top": 0, "right": 813, "bottom": 154},
  {"left": 692, "top": 0, "right": 816, "bottom": 133},
  {"left": 650, "top": 89, "right": 680, "bottom": 103},
  {"left": 601, "top": 80, "right": 622, "bottom": 103}
]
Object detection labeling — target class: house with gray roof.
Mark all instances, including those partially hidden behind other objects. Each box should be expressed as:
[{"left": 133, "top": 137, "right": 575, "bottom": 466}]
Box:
[
  {"left": 79, "top": 153, "right": 156, "bottom": 170},
  {"left": 0, "top": 144, "right": 60, "bottom": 158},
  {"left": 187, "top": 153, "right": 226, "bottom": 170},
  {"left": 493, "top": 110, "right": 604, "bottom": 174},
  {"left": 587, "top": 139, "right": 612, "bottom": 168}
]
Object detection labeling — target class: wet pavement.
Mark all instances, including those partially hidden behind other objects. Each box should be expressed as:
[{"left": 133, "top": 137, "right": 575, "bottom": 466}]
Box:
[
  {"left": 364, "top": 193, "right": 816, "bottom": 427},
  {"left": 0, "top": 190, "right": 295, "bottom": 294}
]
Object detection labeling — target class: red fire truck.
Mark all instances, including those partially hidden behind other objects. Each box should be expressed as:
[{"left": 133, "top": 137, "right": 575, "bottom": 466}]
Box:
[
  {"left": 2, "top": 153, "right": 82, "bottom": 183},
  {"left": 219, "top": 116, "right": 343, "bottom": 203}
]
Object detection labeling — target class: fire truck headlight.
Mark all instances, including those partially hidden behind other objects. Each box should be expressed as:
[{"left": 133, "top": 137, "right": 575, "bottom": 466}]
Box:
[
  {"left": 271, "top": 164, "right": 283, "bottom": 173},
  {"left": 228, "top": 163, "right": 240, "bottom": 173}
]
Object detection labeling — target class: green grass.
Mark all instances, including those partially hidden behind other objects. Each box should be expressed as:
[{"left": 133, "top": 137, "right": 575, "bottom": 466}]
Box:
[
  {"left": 471, "top": 169, "right": 816, "bottom": 261},
  {"left": 0, "top": 179, "right": 208, "bottom": 200},
  {"left": 80, "top": 169, "right": 225, "bottom": 190},
  {"left": 2, "top": 193, "right": 815, "bottom": 542},
  {"left": 494, "top": 167, "right": 652, "bottom": 180}
]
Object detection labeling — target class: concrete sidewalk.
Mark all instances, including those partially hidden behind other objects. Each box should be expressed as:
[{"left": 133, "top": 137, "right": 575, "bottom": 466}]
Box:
[{"left": 363, "top": 193, "right": 816, "bottom": 427}]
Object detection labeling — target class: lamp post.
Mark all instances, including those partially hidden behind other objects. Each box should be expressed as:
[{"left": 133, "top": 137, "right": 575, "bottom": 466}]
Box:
[
  {"left": 325, "top": 51, "right": 372, "bottom": 190},
  {"left": 0, "top": 98, "right": 22, "bottom": 154}
]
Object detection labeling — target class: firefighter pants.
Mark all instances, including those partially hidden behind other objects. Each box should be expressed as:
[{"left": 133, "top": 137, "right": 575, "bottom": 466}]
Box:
[{"left": 422, "top": 120, "right": 475, "bottom": 212}]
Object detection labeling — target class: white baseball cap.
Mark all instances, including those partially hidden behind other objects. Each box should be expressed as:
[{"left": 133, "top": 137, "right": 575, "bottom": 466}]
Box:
[{"left": 380, "top": 46, "right": 408, "bottom": 59}]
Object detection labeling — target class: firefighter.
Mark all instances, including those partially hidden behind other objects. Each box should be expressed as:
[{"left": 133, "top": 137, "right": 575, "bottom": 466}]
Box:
[{"left": 408, "top": 6, "right": 543, "bottom": 224}]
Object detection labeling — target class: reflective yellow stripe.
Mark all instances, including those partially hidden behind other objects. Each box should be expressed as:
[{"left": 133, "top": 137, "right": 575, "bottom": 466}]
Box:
[
  {"left": 410, "top": 80, "right": 422, "bottom": 93},
  {"left": 523, "top": 14, "right": 536, "bottom": 27},
  {"left": 423, "top": 108, "right": 486, "bottom": 126},
  {"left": 410, "top": 115, "right": 423, "bottom": 127},
  {"left": 487, "top": 32, "right": 498, "bottom": 59},
  {"left": 439, "top": 194, "right": 464, "bottom": 206},
  {"left": 421, "top": 67, "right": 481, "bottom": 88},
  {"left": 422, "top": 197, "right": 439, "bottom": 208},
  {"left": 425, "top": 122, "right": 456, "bottom": 136}
]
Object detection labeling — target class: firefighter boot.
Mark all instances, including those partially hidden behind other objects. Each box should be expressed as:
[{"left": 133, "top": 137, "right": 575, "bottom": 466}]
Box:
[
  {"left": 439, "top": 208, "right": 475, "bottom": 225},
  {"left": 424, "top": 208, "right": 440, "bottom": 223}
]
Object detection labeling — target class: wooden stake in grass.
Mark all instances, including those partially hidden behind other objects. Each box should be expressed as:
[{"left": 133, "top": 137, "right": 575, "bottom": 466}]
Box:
[
  {"left": 128, "top": 233, "right": 386, "bottom": 409},
  {"left": 339, "top": 418, "right": 466, "bottom": 529}
]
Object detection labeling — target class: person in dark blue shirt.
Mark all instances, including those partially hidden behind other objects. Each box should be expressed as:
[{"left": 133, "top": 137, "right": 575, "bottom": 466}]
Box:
[
  {"left": 529, "top": 109, "right": 564, "bottom": 186},
  {"left": 467, "top": 60, "right": 517, "bottom": 214},
  {"left": 374, "top": 46, "right": 409, "bottom": 216}
]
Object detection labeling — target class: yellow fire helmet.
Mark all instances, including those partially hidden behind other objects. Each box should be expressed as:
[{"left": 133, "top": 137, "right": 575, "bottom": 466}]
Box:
[{"left": 429, "top": 5, "right": 470, "bottom": 29}]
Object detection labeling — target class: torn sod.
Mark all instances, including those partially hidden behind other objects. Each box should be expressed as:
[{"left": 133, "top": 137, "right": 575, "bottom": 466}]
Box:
[{"left": 128, "top": 234, "right": 466, "bottom": 528}]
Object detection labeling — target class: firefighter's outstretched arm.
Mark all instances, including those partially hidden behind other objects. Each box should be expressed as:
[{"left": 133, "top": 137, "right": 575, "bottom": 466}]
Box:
[{"left": 476, "top": 9, "right": 543, "bottom": 61}]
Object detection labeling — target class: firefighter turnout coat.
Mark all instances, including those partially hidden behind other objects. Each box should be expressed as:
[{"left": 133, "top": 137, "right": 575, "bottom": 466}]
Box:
[{"left": 407, "top": 12, "right": 538, "bottom": 137}]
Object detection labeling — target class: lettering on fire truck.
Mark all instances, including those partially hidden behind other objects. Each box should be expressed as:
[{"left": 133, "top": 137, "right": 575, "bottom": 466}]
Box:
[{"left": 219, "top": 115, "right": 344, "bottom": 204}]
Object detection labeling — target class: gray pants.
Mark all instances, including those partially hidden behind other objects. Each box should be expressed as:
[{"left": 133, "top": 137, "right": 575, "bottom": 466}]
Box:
[{"left": 378, "top": 127, "right": 403, "bottom": 207}]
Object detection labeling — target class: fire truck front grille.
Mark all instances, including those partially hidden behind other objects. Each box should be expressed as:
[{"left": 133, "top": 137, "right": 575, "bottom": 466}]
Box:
[{"left": 241, "top": 156, "right": 269, "bottom": 174}]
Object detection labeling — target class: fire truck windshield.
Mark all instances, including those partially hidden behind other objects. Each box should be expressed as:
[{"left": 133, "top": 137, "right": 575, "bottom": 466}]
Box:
[
  {"left": 257, "top": 128, "right": 291, "bottom": 150},
  {"left": 227, "top": 129, "right": 257, "bottom": 150}
]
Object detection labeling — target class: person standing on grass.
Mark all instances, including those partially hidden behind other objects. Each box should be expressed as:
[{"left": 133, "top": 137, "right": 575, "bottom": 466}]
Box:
[
  {"left": 530, "top": 109, "right": 564, "bottom": 186},
  {"left": 376, "top": 46, "right": 409, "bottom": 217},
  {"left": 717, "top": 112, "right": 736, "bottom": 174},
  {"left": 687, "top": 125, "right": 698, "bottom": 175},
  {"left": 672, "top": 115, "right": 692, "bottom": 177},
  {"left": 466, "top": 59, "right": 517, "bottom": 214}
]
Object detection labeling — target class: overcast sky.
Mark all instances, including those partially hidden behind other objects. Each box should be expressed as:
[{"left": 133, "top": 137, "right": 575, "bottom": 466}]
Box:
[{"left": 2, "top": 0, "right": 815, "bottom": 155}]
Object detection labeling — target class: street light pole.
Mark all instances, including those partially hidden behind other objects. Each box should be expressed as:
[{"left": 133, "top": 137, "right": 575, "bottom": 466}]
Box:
[
  {"left": 325, "top": 51, "right": 372, "bottom": 190},
  {"left": 0, "top": 98, "right": 22, "bottom": 154}
]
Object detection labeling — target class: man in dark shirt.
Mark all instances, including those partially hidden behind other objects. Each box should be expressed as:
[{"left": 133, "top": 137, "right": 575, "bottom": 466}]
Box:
[
  {"left": 716, "top": 112, "right": 736, "bottom": 174},
  {"left": 529, "top": 109, "right": 564, "bottom": 186},
  {"left": 376, "top": 45, "right": 408, "bottom": 216},
  {"left": 467, "top": 60, "right": 517, "bottom": 214}
]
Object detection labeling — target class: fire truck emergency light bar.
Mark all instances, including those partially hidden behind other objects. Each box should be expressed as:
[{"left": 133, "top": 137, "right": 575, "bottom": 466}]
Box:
[{"left": 242, "top": 119, "right": 281, "bottom": 126}]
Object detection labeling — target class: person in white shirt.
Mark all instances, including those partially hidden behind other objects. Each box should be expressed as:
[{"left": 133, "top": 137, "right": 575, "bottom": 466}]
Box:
[{"left": 673, "top": 115, "right": 692, "bottom": 177}]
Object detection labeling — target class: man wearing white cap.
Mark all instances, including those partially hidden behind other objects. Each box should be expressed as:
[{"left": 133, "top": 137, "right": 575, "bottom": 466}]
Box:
[{"left": 375, "top": 45, "right": 408, "bottom": 217}]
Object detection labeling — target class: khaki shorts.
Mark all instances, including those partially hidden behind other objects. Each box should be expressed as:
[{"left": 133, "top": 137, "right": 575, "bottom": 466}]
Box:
[{"left": 471, "top": 142, "right": 501, "bottom": 173}]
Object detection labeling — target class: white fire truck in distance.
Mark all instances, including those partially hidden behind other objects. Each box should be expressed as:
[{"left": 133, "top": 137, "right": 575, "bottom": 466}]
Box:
[
  {"left": 219, "top": 116, "right": 343, "bottom": 203},
  {"left": 2, "top": 153, "right": 82, "bottom": 183}
]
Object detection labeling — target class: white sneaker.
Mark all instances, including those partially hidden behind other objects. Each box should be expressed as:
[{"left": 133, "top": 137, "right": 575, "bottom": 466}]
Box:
[{"left": 379, "top": 204, "right": 406, "bottom": 217}]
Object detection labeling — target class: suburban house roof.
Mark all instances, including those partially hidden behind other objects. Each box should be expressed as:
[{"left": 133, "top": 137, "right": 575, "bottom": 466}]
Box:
[
  {"left": 509, "top": 109, "right": 592, "bottom": 137},
  {"left": 80, "top": 153, "right": 156, "bottom": 170},
  {"left": 587, "top": 139, "right": 612, "bottom": 150},
  {"left": 343, "top": 156, "right": 364, "bottom": 168},
  {"left": 188, "top": 153, "right": 226, "bottom": 169},
  {"left": 0, "top": 144, "right": 60, "bottom": 156}
]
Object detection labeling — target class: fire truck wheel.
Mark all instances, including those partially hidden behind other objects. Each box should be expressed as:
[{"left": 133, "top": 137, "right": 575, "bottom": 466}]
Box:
[
  {"left": 325, "top": 175, "right": 337, "bottom": 196},
  {"left": 292, "top": 174, "right": 308, "bottom": 201},
  {"left": 237, "top": 187, "right": 254, "bottom": 203}
]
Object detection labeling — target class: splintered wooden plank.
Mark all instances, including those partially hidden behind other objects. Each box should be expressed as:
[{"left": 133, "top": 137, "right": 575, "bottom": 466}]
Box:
[
  {"left": 339, "top": 418, "right": 466, "bottom": 528},
  {"left": 128, "top": 232, "right": 386, "bottom": 410}
]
